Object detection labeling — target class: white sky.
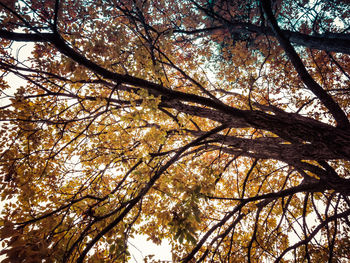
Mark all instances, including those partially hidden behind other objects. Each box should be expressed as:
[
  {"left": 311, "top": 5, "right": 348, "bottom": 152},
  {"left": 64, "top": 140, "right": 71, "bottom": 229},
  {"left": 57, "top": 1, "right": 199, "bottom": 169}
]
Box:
[{"left": 128, "top": 235, "right": 172, "bottom": 262}]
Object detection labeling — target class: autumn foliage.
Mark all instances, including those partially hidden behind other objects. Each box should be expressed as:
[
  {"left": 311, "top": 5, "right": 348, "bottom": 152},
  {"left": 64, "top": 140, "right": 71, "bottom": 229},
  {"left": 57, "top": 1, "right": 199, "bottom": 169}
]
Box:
[{"left": 0, "top": 0, "right": 350, "bottom": 262}]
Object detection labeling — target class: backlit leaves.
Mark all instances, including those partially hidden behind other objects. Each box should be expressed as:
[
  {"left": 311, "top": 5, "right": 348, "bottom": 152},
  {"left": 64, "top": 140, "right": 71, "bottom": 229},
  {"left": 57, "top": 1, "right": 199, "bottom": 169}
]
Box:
[{"left": 0, "top": 0, "right": 350, "bottom": 262}]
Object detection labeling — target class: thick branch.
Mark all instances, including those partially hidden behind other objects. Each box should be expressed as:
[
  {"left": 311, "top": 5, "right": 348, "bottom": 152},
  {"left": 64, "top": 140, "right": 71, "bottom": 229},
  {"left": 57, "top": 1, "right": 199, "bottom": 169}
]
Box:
[
  {"left": 189, "top": 130, "right": 348, "bottom": 161},
  {"left": 2, "top": 19, "right": 350, "bottom": 55},
  {"left": 0, "top": 30, "right": 52, "bottom": 42},
  {"left": 175, "top": 23, "right": 350, "bottom": 55},
  {"left": 260, "top": 0, "right": 350, "bottom": 129},
  {"left": 2, "top": 30, "right": 349, "bottom": 159}
]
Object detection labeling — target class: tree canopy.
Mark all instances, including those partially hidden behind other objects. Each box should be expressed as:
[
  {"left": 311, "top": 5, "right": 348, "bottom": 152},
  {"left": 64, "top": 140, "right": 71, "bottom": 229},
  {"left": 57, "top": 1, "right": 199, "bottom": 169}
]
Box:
[{"left": 0, "top": 0, "right": 349, "bottom": 262}]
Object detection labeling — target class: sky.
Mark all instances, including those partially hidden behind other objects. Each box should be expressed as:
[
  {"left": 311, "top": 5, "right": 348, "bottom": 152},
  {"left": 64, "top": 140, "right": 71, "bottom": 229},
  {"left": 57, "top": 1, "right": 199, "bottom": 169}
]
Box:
[{"left": 128, "top": 235, "right": 172, "bottom": 262}]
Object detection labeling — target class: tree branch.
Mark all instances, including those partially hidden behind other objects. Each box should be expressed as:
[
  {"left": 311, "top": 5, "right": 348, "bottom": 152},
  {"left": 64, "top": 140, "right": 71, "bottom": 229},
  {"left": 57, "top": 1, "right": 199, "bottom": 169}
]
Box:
[
  {"left": 275, "top": 208, "right": 350, "bottom": 262},
  {"left": 0, "top": 30, "right": 53, "bottom": 42},
  {"left": 175, "top": 23, "right": 350, "bottom": 55},
  {"left": 260, "top": 0, "right": 350, "bottom": 129},
  {"left": 75, "top": 124, "right": 228, "bottom": 262}
]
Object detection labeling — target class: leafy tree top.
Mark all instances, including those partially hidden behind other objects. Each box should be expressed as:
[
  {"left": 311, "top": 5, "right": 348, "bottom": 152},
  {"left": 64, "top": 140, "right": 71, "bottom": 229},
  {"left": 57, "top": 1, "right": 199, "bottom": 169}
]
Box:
[{"left": 0, "top": 0, "right": 349, "bottom": 262}]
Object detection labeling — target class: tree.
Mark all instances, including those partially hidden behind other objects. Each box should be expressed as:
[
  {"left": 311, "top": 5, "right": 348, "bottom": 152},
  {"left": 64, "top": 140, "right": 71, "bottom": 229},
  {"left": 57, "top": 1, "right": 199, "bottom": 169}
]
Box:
[{"left": 0, "top": 0, "right": 349, "bottom": 262}]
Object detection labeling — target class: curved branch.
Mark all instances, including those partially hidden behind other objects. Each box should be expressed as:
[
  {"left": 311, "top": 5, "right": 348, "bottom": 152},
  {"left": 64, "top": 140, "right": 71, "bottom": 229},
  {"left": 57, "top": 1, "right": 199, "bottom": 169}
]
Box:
[
  {"left": 75, "top": 124, "right": 228, "bottom": 262},
  {"left": 275, "top": 208, "right": 350, "bottom": 262},
  {"left": 0, "top": 30, "right": 53, "bottom": 42},
  {"left": 182, "top": 180, "right": 327, "bottom": 262},
  {"left": 174, "top": 23, "right": 350, "bottom": 55},
  {"left": 260, "top": 0, "right": 349, "bottom": 129}
]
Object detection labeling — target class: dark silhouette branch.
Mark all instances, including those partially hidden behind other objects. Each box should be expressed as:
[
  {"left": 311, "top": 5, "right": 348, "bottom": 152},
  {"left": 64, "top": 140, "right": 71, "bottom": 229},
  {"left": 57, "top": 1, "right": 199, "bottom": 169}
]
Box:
[
  {"left": 174, "top": 23, "right": 350, "bottom": 55},
  {"left": 260, "top": 0, "right": 350, "bottom": 129},
  {"left": 75, "top": 124, "right": 228, "bottom": 262},
  {"left": 275, "top": 208, "right": 350, "bottom": 262}
]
